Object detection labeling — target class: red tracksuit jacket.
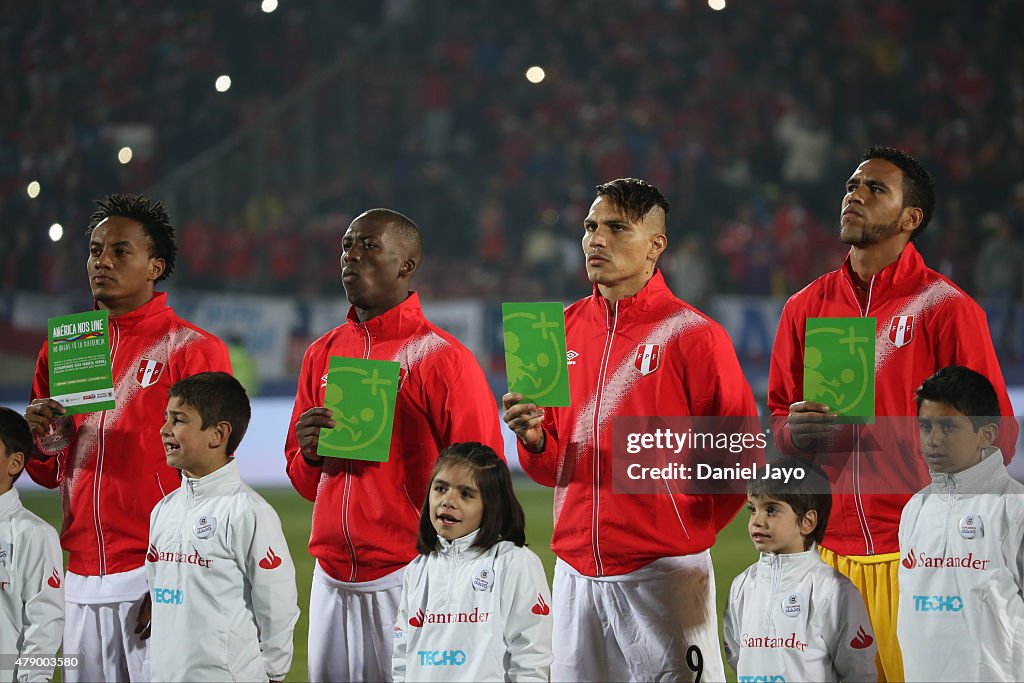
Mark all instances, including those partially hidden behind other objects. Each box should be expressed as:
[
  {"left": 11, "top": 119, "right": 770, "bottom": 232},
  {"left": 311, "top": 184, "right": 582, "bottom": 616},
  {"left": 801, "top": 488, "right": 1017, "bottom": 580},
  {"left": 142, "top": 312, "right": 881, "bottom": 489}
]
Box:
[
  {"left": 768, "top": 244, "right": 1017, "bottom": 556},
  {"left": 27, "top": 293, "right": 231, "bottom": 576},
  {"left": 518, "top": 271, "right": 758, "bottom": 577},
  {"left": 285, "top": 292, "right": 504, "bottom": 582}
]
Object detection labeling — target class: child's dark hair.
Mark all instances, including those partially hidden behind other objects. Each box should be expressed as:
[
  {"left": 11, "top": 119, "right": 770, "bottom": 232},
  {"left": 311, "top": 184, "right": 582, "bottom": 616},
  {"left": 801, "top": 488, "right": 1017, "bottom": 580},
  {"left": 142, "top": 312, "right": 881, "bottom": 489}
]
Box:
[
  {"left": 168, "top": 372, "right": 251, "bottom": 455},
  {"left": 747, "top": 457, "right": 832, "bottom": 548},
  {"left": 0, "top": 407, "right": 31, "bottom": 481},
  {"left": 417, "top": 442, "right": 526, "bottom": 555},
  {"left": 915, "top": 365, "right": 1000, "bottom": 431}
]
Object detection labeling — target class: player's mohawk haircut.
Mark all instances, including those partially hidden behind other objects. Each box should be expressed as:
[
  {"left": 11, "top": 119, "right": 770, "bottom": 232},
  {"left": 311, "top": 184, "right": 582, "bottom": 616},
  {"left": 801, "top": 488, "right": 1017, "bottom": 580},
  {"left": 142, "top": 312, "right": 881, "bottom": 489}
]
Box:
[
  {"left": 86, "top": 193, "right": 177, "bottom": 282},
  {"left": 595, "top": 178, "right": 670, "bottom": 224}
]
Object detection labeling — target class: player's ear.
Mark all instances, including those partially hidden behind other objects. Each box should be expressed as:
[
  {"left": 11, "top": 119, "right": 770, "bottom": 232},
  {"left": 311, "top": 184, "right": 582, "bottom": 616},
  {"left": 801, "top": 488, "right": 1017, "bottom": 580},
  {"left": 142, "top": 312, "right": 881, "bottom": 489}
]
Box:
[
  {"left": 399, "top": 257, "right": 418, "bottom": 279},
  {"left": 148, "top": 257, "right": 166, "bottom": 282},
  {"left": 648, "top": 233, "right": 667, "bottom": 263},
  {"left": 900, "top": 206, "right": 923, "bottom": 235}
]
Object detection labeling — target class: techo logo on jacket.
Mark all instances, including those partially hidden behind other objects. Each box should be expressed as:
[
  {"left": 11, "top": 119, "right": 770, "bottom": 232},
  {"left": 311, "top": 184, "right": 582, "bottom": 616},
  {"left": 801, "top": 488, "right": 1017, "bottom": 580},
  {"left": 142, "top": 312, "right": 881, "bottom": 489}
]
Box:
[
  {"left": 153, "top": 587, "right": 184, "bottom": 605},
  {"left": 416, "top": 650, "right": 467, "bottom": 666},
  {"left": 913, "top": 595, "right": 964, "bottom": 612}
]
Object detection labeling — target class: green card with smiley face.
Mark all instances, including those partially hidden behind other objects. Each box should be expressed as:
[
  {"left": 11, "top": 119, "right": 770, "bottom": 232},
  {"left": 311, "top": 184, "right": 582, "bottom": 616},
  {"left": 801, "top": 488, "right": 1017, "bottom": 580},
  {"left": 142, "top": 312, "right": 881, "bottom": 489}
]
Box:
[
  {"left": 804, "top": 317, "right": 876, "bottom": 424},
  {"left": 317, "top": 356, "right": 401, "bottom": 461},
  {"left": 502, "top": 302, "right": 571, "bottom": 407}
]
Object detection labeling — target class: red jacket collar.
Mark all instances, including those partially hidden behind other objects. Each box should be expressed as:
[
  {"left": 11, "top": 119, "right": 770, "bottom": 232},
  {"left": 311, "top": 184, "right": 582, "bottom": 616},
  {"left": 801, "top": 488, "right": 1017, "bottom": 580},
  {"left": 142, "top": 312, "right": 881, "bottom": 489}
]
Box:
[
  {"left": 588, "top": 269, "right": 673, "bottom": 318},
  {"left": 841, "top": 243, "right": 926, "bottom": 300},
  {"left": 97, "top": 292, "right": 169, "bottom": 328},
  {"left": 345, "top": 291, "right": 425, "bottom": 338}
]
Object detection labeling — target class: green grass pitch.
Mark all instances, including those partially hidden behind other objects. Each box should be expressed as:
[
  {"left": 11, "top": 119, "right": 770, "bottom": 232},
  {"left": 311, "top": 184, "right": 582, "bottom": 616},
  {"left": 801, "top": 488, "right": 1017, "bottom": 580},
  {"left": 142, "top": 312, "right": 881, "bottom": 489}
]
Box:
[{"left": 21, "top": 477, "right": 756, "bottom": 682}]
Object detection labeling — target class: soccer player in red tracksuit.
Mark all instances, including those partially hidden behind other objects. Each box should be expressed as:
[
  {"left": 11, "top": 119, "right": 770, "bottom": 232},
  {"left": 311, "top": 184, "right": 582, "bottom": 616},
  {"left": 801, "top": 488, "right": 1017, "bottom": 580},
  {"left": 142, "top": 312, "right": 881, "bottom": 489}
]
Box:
[
  {"left": 24, "top": 194, "right": 231, "bottom": 682},
  {"left": 768, "top": 146, "right": 1018, "bottom": 682},
  {"left": 286, "top": 208, "right": 504, "bottom": 683},
  {"left": 504, "top": 178, "right": 758, "bottom": 682}
]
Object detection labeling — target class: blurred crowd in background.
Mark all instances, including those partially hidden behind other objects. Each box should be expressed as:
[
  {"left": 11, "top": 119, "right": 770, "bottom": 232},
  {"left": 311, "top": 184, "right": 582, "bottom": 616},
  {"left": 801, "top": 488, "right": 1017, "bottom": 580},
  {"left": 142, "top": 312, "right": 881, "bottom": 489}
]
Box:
[{"left": 3, "top": 1, "right": 1023, "bottom": 347}]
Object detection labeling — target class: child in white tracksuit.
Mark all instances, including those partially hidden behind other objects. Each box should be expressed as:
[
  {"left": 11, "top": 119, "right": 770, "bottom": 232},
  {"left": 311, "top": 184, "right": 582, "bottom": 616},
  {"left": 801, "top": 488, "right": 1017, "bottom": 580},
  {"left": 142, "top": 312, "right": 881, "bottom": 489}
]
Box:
[
  {"left": 146, "top": 373, "right": 299, "bottom": 682},
  {"left": 724, "top": 457, "right": 877, "bottom": 683},
  {"left": 898, "top": 366, "right": 1024, "bottom": 682},
  {"left": 0, "top": 408, "right": 64, "bottom": 683},
  {"left": 392, "top": 442, "right": 552, "bottom": 682}
]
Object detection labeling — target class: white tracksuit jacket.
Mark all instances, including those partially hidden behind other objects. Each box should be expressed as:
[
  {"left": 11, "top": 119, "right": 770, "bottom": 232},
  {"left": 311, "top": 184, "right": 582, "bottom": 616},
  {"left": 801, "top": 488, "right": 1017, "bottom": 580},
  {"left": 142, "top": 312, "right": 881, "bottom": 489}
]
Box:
[
  {"left": 897, "top": 448, "right": 1024, "bottom": 682},
  {"left": 392, "top": 530, "right": 552, "bottom": 682},
  {"left": 146, "top": 461, "right": 299, "bottom": 682},
  {"left": 0, "top": 488, "right": 63, "bottom": 683},
  {"left": 723, "top": 546, "right": 877, "bottom": 683}
]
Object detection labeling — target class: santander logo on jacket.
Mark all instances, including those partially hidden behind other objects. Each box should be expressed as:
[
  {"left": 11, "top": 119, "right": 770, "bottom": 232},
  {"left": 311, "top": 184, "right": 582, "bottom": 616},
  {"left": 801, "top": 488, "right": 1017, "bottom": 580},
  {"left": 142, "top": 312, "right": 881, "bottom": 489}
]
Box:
[
  {"left": 900, "top": 548, "right": 991, "bottom": 571},
  {"left": 407, "top": 607, "right": 492, "bottom": 626}
]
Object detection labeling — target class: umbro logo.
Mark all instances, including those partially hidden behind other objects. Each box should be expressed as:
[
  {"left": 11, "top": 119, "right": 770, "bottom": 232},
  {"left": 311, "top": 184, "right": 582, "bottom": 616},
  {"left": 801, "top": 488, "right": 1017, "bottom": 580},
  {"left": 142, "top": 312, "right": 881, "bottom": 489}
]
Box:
[{"left": 567, "top": 350, "right": 579, "bottom": 366}]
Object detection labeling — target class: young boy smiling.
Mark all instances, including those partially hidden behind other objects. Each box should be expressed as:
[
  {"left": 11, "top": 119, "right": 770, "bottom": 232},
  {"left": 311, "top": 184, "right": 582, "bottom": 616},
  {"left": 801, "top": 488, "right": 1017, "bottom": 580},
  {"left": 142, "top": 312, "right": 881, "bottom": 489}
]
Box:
[
  {"left": 898, "top": 366, "right": 1024, "bottom": 682},
  {"left": 146, "top": 372, "right": 299, "bottom": 682},
  {"left": 724, "top": 457, "right": 877, "bottom": 682}
]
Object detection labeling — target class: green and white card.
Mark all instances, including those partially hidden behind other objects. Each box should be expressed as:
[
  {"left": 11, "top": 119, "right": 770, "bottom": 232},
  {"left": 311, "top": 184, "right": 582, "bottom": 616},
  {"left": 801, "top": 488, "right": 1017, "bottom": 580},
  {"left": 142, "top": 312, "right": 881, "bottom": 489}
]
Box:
[
  {"left": 804, "top": 317, "right": 876, "bottom": 424},
  {"left": 502, "top": 302, "right": 571, "bottom": 407},
  {"left": 317, "top": 356, "right": 400, "bottom": 461},
  {"left": 48, "top": 310, "right": 116, "bottom": 415}
]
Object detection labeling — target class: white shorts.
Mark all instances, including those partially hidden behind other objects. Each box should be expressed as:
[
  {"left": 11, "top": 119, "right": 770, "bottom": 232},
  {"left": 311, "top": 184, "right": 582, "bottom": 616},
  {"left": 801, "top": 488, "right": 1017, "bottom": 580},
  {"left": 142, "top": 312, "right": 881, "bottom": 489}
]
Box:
[
  {"left": 551, "top": 552, "right": 725, "bottom": 682},
  {"left": 63, "top": 597, "right": 149, "bottom": 682},
  {"left": 307, "top": 561, "right": 405, "bottom": 683}
]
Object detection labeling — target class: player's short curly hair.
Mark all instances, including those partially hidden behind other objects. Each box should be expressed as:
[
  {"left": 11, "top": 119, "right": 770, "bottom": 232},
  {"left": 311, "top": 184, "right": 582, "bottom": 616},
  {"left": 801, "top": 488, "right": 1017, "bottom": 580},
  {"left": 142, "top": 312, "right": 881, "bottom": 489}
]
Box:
[
  {"left": 86, "top": 194, "right": 177, "bottom": 282},
  {"left": 863, "top": 146, "right": 935, "bottom": 241}
]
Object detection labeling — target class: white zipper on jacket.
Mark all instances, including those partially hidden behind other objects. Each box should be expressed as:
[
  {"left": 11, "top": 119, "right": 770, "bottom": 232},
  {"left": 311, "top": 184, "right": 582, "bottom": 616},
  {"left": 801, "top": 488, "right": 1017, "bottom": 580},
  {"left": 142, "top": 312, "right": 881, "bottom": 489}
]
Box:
[
  {"left": 94, "top": 317, "right": 118, "bottom": 576},
  {"left": 939, "top": 473, "right": 956, "bottom": 558},
  {"left": 844, "top": 273, "right": 876, "bottom": 555},
  {"left": 764, "top": 554, "right": 780, "bottom": 635},
  {"left": 591, "top": 300, "right": 618, "bottom": 577},
  {"left": 340, "top": 321, "right": 373, "bottom": 581}
]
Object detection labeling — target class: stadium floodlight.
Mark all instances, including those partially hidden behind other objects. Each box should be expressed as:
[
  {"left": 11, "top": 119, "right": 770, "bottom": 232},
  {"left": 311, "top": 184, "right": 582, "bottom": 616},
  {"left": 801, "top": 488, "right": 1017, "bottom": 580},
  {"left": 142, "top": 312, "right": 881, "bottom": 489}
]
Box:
[
  {"left": 261, "top": 0, "right": 278, "bottom": 12},
  {"left": 27, "top": 180, "right": 40, "bottom": 199},
  {"left": 215, "top": 75, "right": 232, "bottom": 92},
  {"left": 118, "top": 147, "right": 133, "bottom": 164},
  {"left": 708, "top": 0, "right": 726, "bottom": 9},
  {"left": 49, "top": 223, "right": 63, "bottom": 242},
  {"left": 526, "top": 66, "right": 546, "bottom": 84}
]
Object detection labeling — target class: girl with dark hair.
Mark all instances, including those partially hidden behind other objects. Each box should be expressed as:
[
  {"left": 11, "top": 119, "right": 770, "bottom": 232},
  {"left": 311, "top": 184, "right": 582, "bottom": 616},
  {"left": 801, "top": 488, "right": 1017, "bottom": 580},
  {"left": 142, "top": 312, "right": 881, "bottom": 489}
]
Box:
[{"left": 392, "top": 442, "right": 552, "bottom": 682}]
